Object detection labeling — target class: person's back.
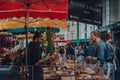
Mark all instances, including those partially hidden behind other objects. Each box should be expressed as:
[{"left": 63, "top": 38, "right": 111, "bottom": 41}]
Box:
[
  {"left": 77, "top": 45, "right": 86, "bottom": 57},
  {"left": 116, "top": 44, "right": 120, "bottom": 62},
  {"left": 66, "top": 46, "right": 75, "bottom": 56},
  {"left": 115, "top": 44, "right": 120, "bottom": 80},
  {"left": 14, "top": 49, "right": 25, "bottom": 65},
  {"left": 66, "top": 44, "right": 75, "bottom": 60},
  {"left": 105, "top": 41, "right": 114, "bottom": 63},
  {"left": 14, "top": 55, "right": 23, "bottom": 65}
]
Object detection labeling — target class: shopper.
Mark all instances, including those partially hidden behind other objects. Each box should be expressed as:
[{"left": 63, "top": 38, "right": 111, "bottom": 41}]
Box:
[
  {"left": 77, "top": 45, "right": 85, "bottom": 57},
  {"left": 14, "top": 49, "right": 25, "bottom": 65},
  {"left": 66, "top": 43, "right": 75, "bottom": 60},
  {"left": 87, "top": 31, "right": 107, "bottom": 74},
  {"left": 103, "top": 33, "right": 115, "bottom": 79},
  {"left": 115, "top": 44, "right": 120, "bottom": 80}
]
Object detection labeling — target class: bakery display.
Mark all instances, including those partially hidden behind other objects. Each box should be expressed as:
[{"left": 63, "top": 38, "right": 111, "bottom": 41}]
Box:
[{"left": 43, "top": 54, "right": 107, "bottom": 80}]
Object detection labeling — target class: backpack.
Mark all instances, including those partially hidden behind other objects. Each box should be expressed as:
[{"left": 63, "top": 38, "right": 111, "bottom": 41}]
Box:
[
  {"left": 105, "top": 43, "right": 114, "bottom": 62},
  {"left": 116, "top": 46, "right": 120, "bottom": 61}
]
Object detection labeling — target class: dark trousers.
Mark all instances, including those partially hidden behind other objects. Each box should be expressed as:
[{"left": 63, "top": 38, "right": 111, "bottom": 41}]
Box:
[{"left": 28, "top": 66, "right": 43, "bottom": 80}]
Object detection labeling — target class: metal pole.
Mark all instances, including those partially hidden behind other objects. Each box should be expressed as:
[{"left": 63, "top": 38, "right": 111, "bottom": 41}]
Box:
[
  {"left": 77, "top": 22, "right": 79, "bottom": 46},
  {"left": 112, "top": 30, "right": 115, "bottom": 80},
  {"left": 24, "top": 1, "right": 31, "bottom": 80},
  {"left": 25, "top": 1, "right": 31, "bottom": 65},
  {"left": 46, "top": 27, "right": 54, "bottom": 54},
  {"left": 85, "top": 23, "right": 87, "bottom": 39}
]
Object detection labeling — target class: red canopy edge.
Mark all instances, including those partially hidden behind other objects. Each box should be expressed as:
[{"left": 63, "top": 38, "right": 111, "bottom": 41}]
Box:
[
  {"left": 0, "top": 0, "right": 68, "bottom": 19},
  {"left": 54, "top": 39, "right": 70, "bottom": 43}
]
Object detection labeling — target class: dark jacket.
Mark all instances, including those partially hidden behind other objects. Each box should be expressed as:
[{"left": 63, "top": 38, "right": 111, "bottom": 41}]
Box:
[
  {"left": 116, "top": 45, "right": 120, "bottom": 62},
  {"left": 66, "top": 46, "right": 75, "bottom": 55},
  {"left": 27, "top": 41, "right": 43, "bottom": 80},
  {"left": 14, "top": 55, "right": 25, "bottom": 65},
  {"left": 59, "top": 48, "right": 64, "bottom": 55},
  {"left": 27, "top": 41, "right": 43, "bottom": 65}
]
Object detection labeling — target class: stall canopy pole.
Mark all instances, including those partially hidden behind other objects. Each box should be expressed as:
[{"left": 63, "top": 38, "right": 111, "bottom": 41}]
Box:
[
  {"left": 77, "top": 22, "right": 80, "bottom": 46},
  {"left": 25, "top": 0, "right": 31, "bottom": 65}
]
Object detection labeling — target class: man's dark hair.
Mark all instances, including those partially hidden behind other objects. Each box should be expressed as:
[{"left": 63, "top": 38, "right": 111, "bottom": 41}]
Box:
[
  {"left": 91, "top": 31, "right": 101, "bottom": 38},
  {"left": 33, "top": 31, "right": 42, "bottom": 40}
]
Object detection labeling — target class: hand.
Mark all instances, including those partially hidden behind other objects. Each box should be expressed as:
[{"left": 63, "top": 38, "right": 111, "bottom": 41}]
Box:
[
  {"left": 92, "top": 57, "right": 97, "bottom": 61},
  {"left": 86, "top": 56, "right": 92, "bottom": 60},
  {"left": 86, "top": 56, "right": 97, "bottom": 61},
  {"left": 44, "top": 54, "right": 51, "bottom": 61}
]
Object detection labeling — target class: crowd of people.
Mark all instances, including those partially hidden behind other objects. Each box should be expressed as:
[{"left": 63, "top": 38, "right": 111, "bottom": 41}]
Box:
[{"left": 0, "top": 30, "right": 120, "bottom": 80}]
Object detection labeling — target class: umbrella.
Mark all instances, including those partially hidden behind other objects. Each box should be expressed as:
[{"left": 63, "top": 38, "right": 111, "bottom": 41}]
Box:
[
  {"left": 0, "top": 0, "right": 68, "bottom": 29},
  {"left": 0, "top": 0, "right": 68, "bottom": 64},
  {"left": 0, "top": 0, "right": 68, "bottom": 19},
  {"left": 0, "top": 18, "right": 68, "bottom": 29}
]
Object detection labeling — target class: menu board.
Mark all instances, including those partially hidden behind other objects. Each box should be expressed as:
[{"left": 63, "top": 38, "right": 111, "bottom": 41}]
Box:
[{"left": 68, "top": 0, "right": 102, "bottom": 26}]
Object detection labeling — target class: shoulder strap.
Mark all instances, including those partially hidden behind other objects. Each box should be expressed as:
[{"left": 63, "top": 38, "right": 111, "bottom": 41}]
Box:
[
  {"left": 105, "top": 42, "right": 114, "bottom": 52},
  {"left": 116, "top": 47, "right": 120, "bottom": 51}
]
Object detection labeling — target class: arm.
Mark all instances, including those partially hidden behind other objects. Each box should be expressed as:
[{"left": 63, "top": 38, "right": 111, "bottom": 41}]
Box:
[
  {"left": 35, "top": 54, "right": 50, "bottom": 66},
  {"left": 35, "top": 58, "right": 46, "bottom": 66},
  {"left": 97, "top": 45, "right": 105, "bottom": 66}
]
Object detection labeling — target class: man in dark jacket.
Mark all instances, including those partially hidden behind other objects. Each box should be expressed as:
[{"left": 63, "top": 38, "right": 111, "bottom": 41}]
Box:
[{"left": 27, "top": 31, "right": 49, "bottom": 80}]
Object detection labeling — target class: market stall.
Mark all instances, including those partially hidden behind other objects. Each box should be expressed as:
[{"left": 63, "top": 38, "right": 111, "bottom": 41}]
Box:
[
  {"left": 0, "top": 0, "right": 68, "bottom": 66},
  {"left": 43, "top": 59, "right": 108, "bottom": 80},
  {"left": 54, "top": 39, "right": 70, "bottom": 49}
]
